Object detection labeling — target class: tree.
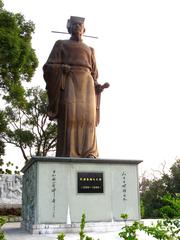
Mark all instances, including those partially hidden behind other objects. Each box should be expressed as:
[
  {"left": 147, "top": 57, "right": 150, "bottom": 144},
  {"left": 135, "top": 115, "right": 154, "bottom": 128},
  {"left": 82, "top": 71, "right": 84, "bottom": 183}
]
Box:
[
  {"left": 0, "top": 0, "right": 42, "bottom": 165},
  {"left": 140, "top": 159, "right": 180, "bottom": 218},
  {"left": 0, "top": 0, "right": 38, "bottom": 105},
  {"left": 0, "top": 86, "right": 57, "bottom": 163},
  {"left": 0, "top": 111, "right": 20, "bottom": 174},
  {"left": 170, "top": 159, "right": 180, "bottom": 193},
  {"left": 0, "top": 111, "right": 6, "bottom": 163},
  {"left": 140, "top": 177, "right": 169, "bottom": 218},
  {"left": 160, "top": 193, "right": 180, "bottom": 218}
]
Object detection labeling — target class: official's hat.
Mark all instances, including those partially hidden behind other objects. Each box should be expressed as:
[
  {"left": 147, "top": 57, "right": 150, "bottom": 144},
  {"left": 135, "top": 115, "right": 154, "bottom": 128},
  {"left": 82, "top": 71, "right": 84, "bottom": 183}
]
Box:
[{"left": 67, "top": 16, "right": 85, "bottom": 30}]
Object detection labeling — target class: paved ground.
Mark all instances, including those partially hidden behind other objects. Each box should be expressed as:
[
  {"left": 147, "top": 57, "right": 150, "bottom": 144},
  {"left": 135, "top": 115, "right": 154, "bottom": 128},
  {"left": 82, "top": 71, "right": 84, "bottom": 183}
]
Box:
[{"left": 3, "top": 219, "right": 179, "bottom": 240}]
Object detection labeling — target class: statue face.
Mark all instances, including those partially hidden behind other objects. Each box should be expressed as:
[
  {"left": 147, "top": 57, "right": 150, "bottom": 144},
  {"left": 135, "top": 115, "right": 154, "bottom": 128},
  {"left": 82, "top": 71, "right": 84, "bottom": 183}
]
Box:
[{"left": 70, "top": 22, "right": 85, "bottom": 37}]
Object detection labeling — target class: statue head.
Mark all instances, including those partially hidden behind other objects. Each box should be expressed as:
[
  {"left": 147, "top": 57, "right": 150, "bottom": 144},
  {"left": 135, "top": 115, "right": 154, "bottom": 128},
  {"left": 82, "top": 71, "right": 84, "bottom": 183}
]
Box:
[{"left": 67, "top": 16, "right": 85, "bottom": 36}]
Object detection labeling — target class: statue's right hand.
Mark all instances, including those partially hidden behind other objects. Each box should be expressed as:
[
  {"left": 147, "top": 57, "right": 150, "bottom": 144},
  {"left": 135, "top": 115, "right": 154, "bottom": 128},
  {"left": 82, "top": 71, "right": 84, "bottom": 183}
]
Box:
[{"left": 95, "top": 84, "right": 102, "bottom": 94}]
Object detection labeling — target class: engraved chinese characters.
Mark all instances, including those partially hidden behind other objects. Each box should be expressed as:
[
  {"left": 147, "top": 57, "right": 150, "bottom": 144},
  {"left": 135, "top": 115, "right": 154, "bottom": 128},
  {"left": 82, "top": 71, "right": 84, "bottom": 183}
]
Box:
[
  {"left": 122, "top": 171, "right": 127, "bottom": 201},
  {"left": 51, "top": 170, "right": 56, "bottom": 218},
  {"left": 78, "top": 172, "right": 103, "bottom": 193}
]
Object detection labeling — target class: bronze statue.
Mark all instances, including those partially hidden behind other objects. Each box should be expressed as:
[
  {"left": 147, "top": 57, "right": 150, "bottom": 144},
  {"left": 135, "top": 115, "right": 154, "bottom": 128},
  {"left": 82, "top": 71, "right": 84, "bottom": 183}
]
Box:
[{"left": 43, "top": 16, "right": 109, "bottom": 158}]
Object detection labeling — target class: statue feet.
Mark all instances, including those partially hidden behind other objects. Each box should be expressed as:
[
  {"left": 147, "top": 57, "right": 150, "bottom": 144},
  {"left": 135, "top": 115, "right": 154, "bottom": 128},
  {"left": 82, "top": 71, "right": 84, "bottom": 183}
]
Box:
[{"left": 87, "top": 154, "right": 96, "bottom": 158}]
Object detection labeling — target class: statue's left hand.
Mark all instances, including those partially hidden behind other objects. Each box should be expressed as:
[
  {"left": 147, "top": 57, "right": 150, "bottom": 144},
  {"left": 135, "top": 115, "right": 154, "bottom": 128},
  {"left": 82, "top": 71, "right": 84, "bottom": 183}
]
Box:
[{"left": 95, "top": 82, "right": 110, "bottom": 94}]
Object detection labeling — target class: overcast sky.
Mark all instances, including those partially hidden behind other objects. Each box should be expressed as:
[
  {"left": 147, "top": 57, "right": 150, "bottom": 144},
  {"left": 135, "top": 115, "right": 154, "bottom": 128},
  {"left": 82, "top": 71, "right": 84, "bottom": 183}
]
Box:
[{"left": 3, "top": 0, "right": 180, "bottom": 176}]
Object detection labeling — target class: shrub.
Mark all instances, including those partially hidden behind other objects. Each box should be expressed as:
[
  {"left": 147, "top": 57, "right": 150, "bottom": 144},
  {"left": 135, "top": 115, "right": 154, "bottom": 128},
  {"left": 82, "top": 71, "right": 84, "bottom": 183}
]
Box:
[
  {"left": 0, "top": 207, "right": 21, "bottom": 216},
  {"left": 0, "top": 217, "right": 6, "bottom": 240}
]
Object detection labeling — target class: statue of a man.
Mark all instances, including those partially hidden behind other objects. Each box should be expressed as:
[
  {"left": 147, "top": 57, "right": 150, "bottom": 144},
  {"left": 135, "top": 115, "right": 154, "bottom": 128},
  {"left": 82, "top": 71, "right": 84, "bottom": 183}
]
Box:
[{"left": 43, "top": 16, "right": 104, "bottom": 158}]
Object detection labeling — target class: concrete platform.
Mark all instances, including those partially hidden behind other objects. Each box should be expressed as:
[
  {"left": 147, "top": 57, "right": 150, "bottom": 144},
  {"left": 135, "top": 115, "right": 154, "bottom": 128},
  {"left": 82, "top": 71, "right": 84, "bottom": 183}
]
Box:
[
  {"left": 2, "top": 221, "right": 156, "bottom": 240},
  {"left": 2, "top": 222, "right": 120, "bottom": 240},
  {"left": 22, "top": 157, "right": 141, "bottom": 233}
]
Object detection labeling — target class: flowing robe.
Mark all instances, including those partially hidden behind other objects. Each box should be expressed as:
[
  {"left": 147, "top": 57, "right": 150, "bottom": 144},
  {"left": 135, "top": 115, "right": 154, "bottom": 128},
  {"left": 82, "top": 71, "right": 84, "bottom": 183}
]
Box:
[{"left": 43, "top": 39, "right": 99, "bottom": 157}]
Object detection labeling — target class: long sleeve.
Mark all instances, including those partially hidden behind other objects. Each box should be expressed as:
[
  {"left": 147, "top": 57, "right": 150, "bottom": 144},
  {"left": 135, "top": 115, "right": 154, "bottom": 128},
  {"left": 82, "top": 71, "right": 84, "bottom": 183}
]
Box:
[
  {"left": 90, "top": 47, "right": 98, "bottom": 82},
  {"left": 43, "top": 40, "right": 64, "bottom": 120}
]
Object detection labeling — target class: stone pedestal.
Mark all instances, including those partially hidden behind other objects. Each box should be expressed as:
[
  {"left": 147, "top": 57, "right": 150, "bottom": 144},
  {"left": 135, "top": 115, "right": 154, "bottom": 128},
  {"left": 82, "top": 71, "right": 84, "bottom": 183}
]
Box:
[{"left": 21, "top": 157, "right": 142, "bottom": 234}]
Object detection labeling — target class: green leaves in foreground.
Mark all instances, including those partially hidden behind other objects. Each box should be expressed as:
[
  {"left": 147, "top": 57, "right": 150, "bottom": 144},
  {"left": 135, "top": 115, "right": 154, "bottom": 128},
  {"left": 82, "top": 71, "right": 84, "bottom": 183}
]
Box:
[
  {"left": 0, "top": 217, "right": 6, "bottom": 240},
  {"left": 119, "top": 218, "right": 180, "bottom": 240},
  {"left": 57, "top": 213, "right": 180, "bottom": 240}
]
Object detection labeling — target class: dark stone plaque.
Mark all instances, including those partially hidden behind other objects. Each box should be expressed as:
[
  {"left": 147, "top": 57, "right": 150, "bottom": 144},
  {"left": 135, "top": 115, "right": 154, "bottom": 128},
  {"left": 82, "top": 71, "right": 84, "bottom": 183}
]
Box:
[{"left": 77, "top": 172, "right": 103, "bottom": 193}]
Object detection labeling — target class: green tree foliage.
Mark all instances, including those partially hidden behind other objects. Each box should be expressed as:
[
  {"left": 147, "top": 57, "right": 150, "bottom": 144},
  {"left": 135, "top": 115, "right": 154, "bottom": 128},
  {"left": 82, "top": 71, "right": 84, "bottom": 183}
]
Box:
[
  {"left": 119, "top": 219, "right": 180, "bottom": 240},
  {"left": 0, "top": 86, "right": 57, "bottom": 163},
  {"left": 170, "top": 159, "right": 180, "bottom": 193},
  {"left": 160, "top": 193, "right": 180, "bottom": 218},
  {"left": 140, "top": 175, "right": 171, "bottom": 218},
  {"left": 0, "top": 0, "right": 47, "bottom": 167},
  {"left": 0, "top": 111, "right": 5, "bottom": 165},
  {"left": 57, "top": 233, "right": 65, "bottom": 240},
  {"left": 0, "top": 217, "right": 6, "bottom": 240},
  {"left": 140, "top": 159, "right": 180, "bottom": 218},
  {"left": 0, "top": 0, "right": 38, "bottom": 105}
]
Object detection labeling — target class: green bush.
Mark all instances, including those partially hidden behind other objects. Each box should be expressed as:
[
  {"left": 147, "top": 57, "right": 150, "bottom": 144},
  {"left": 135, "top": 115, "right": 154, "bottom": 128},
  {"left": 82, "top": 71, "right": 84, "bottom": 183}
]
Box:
[
  {"left": 57, "top": 213, "right": 180, "bottom": 240},
  {"left": 0, "top": 207, "right": 21, "bottom": 216},
  {"left": 57, "top": 213, "right": 99, "bottom": 240},
  {"left": 57, "top": 232, "right": 65, "bottom": 240},
  {"left": 0, "top": 217, "right": 6, "bottom": 240},
  {"left": 140, "top": 159, "right": 180, "bottom": 219},
  {"left": 119, "top": 218, "right": 180, "bottom": 240},
  {"left": 160, "top": 194, "right": 180, "bottom": 218}
]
